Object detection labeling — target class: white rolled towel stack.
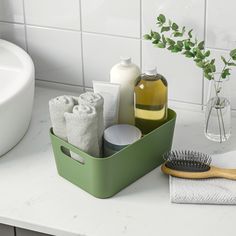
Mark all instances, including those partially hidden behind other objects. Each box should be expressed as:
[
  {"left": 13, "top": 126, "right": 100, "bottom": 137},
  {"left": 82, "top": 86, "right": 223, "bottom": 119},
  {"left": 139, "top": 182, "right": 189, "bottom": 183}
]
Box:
[
  {"left": 64, "top": 105, "right": 100, "bottom": 161},
  {"left": 78, "top": 92, "right": 104, "bottom": 151},
  {"left": 49, "top": 96, "right": 75, "bottom": 141}
]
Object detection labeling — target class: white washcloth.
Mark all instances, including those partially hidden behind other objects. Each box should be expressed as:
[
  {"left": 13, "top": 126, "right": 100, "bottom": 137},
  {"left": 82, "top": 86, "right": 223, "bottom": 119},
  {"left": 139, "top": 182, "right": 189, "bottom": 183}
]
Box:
[
  {"left": 78, "top": 92, "right": 104, "bottom": 150},
  {"left": 93, "top": 81, "right": 120, "bottom": 129},
  {"left": 49, "top": 95, "right": 75, "bottom": 141},
  {"left": 170, "top": 151, "right": 236, "bottom": 205},
  {"left": 64, "top": 105, "right": 100, "bottom": 161}
]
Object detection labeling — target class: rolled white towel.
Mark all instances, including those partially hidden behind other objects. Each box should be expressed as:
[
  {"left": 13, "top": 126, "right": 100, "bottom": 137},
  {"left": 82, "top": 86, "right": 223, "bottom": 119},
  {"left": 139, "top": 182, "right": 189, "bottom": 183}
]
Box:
[
  {"left": 78, "top": 92, "right": 104, "bottom": 151},
  {"left": 64, "top": 105, "right": 100, "bottom": 161},
  {"left": 49, "top": 95, "right": 75, "bottom": 141}
]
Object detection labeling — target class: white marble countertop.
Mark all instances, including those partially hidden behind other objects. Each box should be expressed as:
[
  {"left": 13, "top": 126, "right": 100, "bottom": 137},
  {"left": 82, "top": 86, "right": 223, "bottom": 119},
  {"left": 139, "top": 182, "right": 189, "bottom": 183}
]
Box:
[{"left": 0, "top": 85, "right": 236, "bottom": 236}]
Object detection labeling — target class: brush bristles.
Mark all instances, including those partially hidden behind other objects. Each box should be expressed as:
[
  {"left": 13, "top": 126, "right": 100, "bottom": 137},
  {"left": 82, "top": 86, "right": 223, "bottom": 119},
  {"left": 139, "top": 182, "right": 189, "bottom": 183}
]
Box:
[{"left": 163, "top": 150, "right": 212, "bottom": 172}]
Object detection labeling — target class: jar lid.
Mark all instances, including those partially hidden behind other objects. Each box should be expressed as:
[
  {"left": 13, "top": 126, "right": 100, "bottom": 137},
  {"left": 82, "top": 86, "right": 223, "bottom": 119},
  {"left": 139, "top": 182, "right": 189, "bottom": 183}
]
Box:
[{"left": 104, "top": 124, "right": 142, "bottom": 146}]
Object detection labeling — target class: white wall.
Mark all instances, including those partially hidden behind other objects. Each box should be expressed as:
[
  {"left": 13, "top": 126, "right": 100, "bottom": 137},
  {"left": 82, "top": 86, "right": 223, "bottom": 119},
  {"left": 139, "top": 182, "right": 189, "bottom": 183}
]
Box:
[{"left": 0, "top": 0, "right": 235, "bottom": 108}]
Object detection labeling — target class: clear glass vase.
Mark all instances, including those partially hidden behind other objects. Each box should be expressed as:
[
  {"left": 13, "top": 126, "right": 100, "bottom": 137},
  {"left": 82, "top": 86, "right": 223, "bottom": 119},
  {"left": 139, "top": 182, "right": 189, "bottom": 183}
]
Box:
[{"left": 205, "top": 77, "right": 231, "bottom": 143}]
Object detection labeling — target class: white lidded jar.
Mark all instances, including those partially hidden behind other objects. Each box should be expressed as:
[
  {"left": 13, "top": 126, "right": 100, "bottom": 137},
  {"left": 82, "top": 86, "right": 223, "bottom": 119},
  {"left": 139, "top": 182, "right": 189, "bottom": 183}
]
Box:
[{"left": 110, "top": 57, "right": 141, "bottom": 125}]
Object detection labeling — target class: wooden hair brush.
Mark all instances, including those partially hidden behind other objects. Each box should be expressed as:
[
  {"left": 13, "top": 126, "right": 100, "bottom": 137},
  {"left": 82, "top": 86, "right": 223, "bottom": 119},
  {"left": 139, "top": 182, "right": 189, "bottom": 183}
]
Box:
[{"left": 161, "top": 150, "right": 236, "bottom": 180}]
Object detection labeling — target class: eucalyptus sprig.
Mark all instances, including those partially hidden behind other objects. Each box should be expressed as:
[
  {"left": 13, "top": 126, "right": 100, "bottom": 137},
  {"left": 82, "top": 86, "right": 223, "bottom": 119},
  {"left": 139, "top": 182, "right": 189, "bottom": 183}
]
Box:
[{"left": 144, "top": 14, "right": 236, "bottom": 81}]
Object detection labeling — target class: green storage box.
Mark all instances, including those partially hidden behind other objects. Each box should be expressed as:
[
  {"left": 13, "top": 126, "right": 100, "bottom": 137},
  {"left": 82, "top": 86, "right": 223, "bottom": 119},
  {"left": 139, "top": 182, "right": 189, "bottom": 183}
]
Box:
[{"left": 50, "top": 109, "right": 176, "bottom": 198}]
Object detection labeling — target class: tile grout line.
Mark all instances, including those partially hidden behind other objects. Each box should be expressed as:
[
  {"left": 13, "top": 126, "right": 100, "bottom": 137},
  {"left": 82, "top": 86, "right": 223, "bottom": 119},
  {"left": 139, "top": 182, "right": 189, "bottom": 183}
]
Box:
[
  {"left": 139, "top": 0, "right": 143, "bottom": 71},
  {"left": 36, "top": 79, "right": 236, "bottom": 111},
  {"left": 0, "top": 20, "right": 140, "bottom": 40},
  {"left": 78, "top": 0, "right": 86, "bottom": 92},
  {"left": 36, "top": 78, "right": 84, "bottom": 89},
  {"left": 202, "top": 0, "right": 208, "bottom": 110},
  {"left": 22, "top": 0, "right": 29, "bottom": 52}
]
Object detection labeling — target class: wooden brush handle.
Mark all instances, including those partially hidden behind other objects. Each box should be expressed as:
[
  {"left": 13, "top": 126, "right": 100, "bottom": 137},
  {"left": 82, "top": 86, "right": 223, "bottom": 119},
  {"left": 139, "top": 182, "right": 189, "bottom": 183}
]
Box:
[
  {"left": 161, "top": 164, "right": 236, "bottom": 180},
  {"left": 210, "top": 166, "right": 236, "bottom": 180}
]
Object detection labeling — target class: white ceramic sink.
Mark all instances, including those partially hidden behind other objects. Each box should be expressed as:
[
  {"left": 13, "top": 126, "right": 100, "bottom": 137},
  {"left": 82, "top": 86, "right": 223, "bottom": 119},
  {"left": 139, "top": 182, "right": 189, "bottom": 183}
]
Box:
[{"left": 0, "top": 39, "right": 35, "bottom": 156}]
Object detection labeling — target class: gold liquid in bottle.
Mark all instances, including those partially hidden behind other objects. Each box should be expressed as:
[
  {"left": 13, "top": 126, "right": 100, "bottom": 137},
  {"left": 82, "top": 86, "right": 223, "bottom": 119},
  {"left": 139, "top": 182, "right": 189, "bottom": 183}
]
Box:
[{"left": 134, "top": 68, "right": 168, "bottom": 134}]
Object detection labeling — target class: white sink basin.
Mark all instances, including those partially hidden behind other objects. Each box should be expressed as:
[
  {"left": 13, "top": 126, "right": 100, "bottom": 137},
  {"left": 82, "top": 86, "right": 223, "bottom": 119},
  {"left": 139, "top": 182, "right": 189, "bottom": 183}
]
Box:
[{"left": 0, "top": 40, "right": 35, "bottom": 156}]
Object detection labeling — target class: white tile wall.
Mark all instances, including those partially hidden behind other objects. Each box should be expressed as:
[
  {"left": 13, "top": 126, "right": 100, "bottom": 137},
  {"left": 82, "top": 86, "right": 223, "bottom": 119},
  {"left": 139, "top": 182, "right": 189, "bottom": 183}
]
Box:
[
  {"left": 206, "top": 0, "right": 236, "bottom": 50},
  {"left": 27, "top": 26, "right": 83, "bottom": 85},
  {"left": 0, "top": 22, "right": 26, "bottom": 49},
  {"left": 24, "top": 0, "right": 81, "bottom": 30},
  {"left": 83, "top": 33, "right": 140, "bottom": 87},
  {"left": 0, "top": 0, "right": 24, "bottom": 23},
  {"left": 0, "top": 0, "right": 236, "bottom": 107},
  {"left": 142, "top": 0, "right": 205, "bottom": 40},
  {"left": 81, "top": 0, "right": 140, "bottom": 38}
]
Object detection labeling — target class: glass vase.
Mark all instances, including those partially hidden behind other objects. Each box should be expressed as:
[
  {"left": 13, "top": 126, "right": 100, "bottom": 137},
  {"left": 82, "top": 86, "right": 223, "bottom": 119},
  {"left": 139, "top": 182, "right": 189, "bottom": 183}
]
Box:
[{"left": 205, "top": 77, "right": 231, "bottom": 143}]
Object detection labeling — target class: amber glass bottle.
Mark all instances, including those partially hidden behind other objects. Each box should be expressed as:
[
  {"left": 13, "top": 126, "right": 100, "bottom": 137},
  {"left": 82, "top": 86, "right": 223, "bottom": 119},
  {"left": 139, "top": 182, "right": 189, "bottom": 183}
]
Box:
[{"left": 134, "top": 68, "right": 168, "bottom": 134}]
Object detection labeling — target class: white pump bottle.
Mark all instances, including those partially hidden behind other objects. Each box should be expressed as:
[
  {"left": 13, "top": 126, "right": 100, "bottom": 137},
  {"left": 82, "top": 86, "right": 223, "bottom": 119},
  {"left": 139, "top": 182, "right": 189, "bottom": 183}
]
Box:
[{"left": 110, "top": 57, "right": 141, "bottom": 125}]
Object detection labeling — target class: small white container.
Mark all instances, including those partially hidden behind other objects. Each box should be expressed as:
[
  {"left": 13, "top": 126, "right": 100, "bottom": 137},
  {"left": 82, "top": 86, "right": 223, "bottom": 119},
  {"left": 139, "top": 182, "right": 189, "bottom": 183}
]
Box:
[{"left": 103, "top": 124, "right": 142, "bottom": 157}]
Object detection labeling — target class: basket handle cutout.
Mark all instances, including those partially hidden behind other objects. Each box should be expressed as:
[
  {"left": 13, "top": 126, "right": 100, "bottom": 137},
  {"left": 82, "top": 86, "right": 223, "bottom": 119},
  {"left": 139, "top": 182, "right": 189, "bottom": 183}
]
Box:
[{"left": 60, "top": 146, "right": 85, "bottom": 165}]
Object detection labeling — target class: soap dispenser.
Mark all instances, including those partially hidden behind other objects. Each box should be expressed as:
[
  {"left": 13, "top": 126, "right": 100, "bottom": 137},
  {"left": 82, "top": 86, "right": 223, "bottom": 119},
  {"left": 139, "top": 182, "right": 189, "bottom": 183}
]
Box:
[
  {"left": 134, "top": 67, "right": 168, "bottom": 134},
  {"left": 110, "top": 57, "right": 141, "bottom": 125}
]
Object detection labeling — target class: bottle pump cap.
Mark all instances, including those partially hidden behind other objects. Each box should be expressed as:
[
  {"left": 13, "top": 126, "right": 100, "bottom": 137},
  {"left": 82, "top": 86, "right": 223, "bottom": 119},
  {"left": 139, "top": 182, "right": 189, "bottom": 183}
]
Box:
[
  {"left": 120, "top": 57, "right": 132, "bottom": 66},
  {"left": 145, "top": 67, "right": 157, "bottom": 76}
]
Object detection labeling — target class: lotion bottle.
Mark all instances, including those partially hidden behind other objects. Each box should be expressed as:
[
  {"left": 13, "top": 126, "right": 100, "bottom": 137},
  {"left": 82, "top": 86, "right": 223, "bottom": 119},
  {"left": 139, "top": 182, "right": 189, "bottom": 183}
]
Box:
[{"left": 110, "top": 57, "right": 141, "bottom": 125}]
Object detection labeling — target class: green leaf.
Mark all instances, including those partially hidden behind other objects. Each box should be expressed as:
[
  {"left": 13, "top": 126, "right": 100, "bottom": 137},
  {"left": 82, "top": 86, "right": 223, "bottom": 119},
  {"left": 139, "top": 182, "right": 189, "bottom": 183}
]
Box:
[
  {"left": 204, "top": 72, "right": 213, "bottom": 80},
  {"left": 161, "top": 26, "right": 170, "bottom": 33},
  {"left": 228, "top": 62, "right": 236, "bottom": 66},
  {"left": 188, "top": 29, "right": 193, "bottom": 38},
  {"left": 184, "top": 51, "right": 194, "bottom": 58},
  {"left": 194, "top": 58, "right": 201, "bottom": 63},
  {"left": 210, "top": 59, "right": 215, "bottom": 64},
  {"left": 196, "top": 48, "right": 205, "bottom": 59},
  {"left": 171, "top": 45, "right": 182, "bottom": 53},
  {"left": 150, "top": 30, "right": 154, "bottom": 37},
  {"left": 181, "top": 26, "right": 186, "bottom": 34},
  {"left": 173, "top": 31, "right": 183, "bottom": 37},
  {"left": 212, "top": 64, "right": 216, "bottom": 72},
  {"left": 155, "top": 42, "right": 166, "bottom": 48},
  {"left": 168, "top": 19, "right": 172, "bottom": 26},
  {"left": 167, "top": 45, "right": 174, "bottom": 51},
  {"left": 166, "top": 38, "right": 175, "bottom": 46},
  {"left": 152, "top": 32, "right": 161, "bottom": 40},
  {"left": 204, "top": 63, "right": 216, "bottom": 73},
  {"left": 189, "top": 41, "right": 195, "bottom": 47},
  {"left": 143, "top": 34, "right": 152, "bottom": 40},
  {"left": 171, "top": 23, "right": 178, "bottom": 30},
  {"left": 157, "top": 14, "right": 166, "bottom": 23},
  {"left": 221, "top": 68, "right": 231, "bottom": 78},
  {"left": 184, "top": 41, "right": 191, "bottom": 50},
  {"left": 204, "top": 50, "right": 210, "bottom": 57},
  {"left": 230, "top": 49, "right": 236, "bottom": 59},
  {"left": 221, "top": 56, "right": 227, "bottom": 64},
  {"left": 162, "top": 34, "right": 167, "bottom": 44},
  {"left": 198, "top": 41, "right": 205, "bottom": 50},
  {"left": 196, "top": 61, "right": 205, "bottom": 68},
  {"left": 177, "top": 41, "right": 183, "bottom": 48},
  {"left": 152, "top": 39, "right": 160, "bottom": 44}
]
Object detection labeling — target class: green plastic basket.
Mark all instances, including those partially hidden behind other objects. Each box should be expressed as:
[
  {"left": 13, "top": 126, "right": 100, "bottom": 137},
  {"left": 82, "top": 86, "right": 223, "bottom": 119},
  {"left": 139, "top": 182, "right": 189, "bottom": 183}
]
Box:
[{"left": 50, "top": 109, "right": 176, "bottom": 198}]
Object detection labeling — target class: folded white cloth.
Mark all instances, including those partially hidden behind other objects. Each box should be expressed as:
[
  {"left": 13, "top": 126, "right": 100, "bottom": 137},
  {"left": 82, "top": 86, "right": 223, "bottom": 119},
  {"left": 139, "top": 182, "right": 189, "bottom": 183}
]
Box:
[
  {"left": 170, "top": 151, "right": 236, "bottom": 205},
  {"left": 49, "top": 95, "right": 75, "bottom": 141},
  {"left": 78, "top": 92, "right": 104, "bottom": 151},
  {"left": 64, "top": 105, "right": 100, "bottom": 161},
  {"left": 93, "top": 81, "right": 120, "bottom": 129}
]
